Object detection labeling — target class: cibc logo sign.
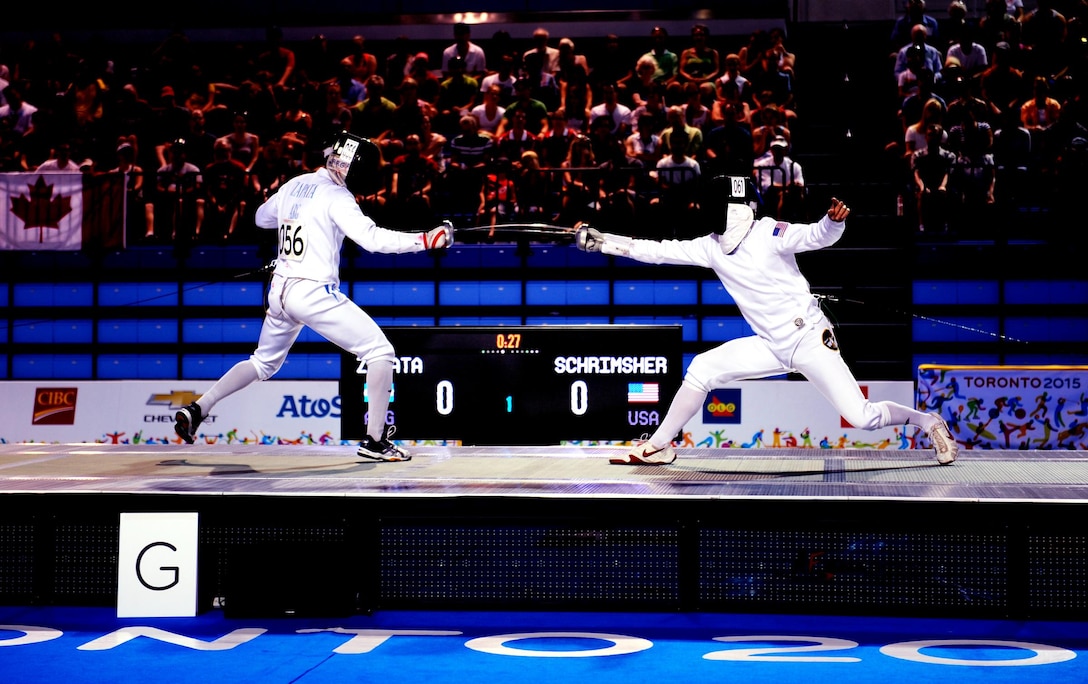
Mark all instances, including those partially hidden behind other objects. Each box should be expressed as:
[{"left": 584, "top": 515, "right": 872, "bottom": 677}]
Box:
[
  {"left": 117, "top": 512, "right": 199, "bottom": 618},
  {"left": 33, "top": 387, "right": 78, "bottom": 425}
]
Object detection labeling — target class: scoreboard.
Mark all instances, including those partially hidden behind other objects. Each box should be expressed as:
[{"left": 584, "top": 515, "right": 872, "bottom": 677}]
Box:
[{"left": 340, "top": 325, "right": 683, "bottom": 445}]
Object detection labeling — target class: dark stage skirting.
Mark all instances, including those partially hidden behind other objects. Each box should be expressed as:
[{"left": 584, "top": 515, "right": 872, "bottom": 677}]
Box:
[{"left": 2, "top": 443, "right": 1087, "bottom": 620}]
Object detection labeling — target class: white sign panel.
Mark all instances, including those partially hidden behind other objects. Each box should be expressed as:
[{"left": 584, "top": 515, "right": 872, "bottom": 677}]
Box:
[
  {"left": 665, "top": 380, "right": 918, "bottom": 450},
  {"left": 0, "top": 379, "right": 917, "bottom": 449},
  {"left": 0, "top": 380, "right": 343, "bottom": 445},
  {"left": 117, "top": 512, "right": 199, "bottom": 618}
]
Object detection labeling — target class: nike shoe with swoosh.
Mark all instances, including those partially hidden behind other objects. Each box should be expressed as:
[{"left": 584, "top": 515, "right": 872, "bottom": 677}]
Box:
[
  {"left": 928, "top": 415, "right": 958, "bottom": 465},
  {"left": 610, "top": 440, "right": 676, "bottom": 465}
]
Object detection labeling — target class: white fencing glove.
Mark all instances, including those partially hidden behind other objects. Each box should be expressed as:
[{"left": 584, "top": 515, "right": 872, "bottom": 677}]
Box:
[
  {"left": 574, "top": 223, "right": 604, "bottom": 252},
  {"left": 422, "top": 220, "right": 454, "bottom": 250},
  {"left": 574, "top": 222, "right": 633, "bottom": 257}
]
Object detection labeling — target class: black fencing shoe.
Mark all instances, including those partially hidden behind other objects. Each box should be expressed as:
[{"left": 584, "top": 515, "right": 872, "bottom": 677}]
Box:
[
  {"left": 174, "top": 402, "right": 203, "bottom": 444},
  {"left": 357, "top": 425, "right": 411, "bottom": 462}
]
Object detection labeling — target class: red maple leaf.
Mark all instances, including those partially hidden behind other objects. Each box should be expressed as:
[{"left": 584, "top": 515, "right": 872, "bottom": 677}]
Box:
[{"left": 10, "top": 176, "right": 74, "bottom": 243}]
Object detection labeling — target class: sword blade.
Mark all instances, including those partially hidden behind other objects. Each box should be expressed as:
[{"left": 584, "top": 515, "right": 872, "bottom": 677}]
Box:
[{"left": 455, "top": 223, "right": 576, "bottom": 241}]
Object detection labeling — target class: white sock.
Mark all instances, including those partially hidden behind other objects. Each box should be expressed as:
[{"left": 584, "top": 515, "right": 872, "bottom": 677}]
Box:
[
  {"left": 650, "top": 384, "right": 707, "bottom": 447},
  {"left": 365, "top": 358, "right": 394, "bottom": 441},
  {"left": 878, "top": 401, "right": 937, "bottom": 433},
  {"left": 196, "top": 360, "right": 260, "bottom": 414}
]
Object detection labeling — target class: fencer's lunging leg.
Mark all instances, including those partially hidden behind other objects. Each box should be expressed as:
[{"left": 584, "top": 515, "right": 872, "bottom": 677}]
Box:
[
  {"left": 649, "top": 383, "right": 708, "bottom": 448},
  {"left": 195, "top": 359, "right": 261, "bottom": 414},
  {"left": 878, "top": 401, "right": 940, "bottom": 433}
]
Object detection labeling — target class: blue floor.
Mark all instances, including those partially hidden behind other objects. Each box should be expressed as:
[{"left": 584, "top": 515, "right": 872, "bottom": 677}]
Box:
[{"left": 2, "top": 607, "right": 1087, "bottom": 683}]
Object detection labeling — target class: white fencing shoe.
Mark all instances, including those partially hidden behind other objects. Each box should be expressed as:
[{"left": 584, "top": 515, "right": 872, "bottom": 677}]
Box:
[
  {"left": 928, "top": 415, "right": 958, "bottom": 465},
  {"left": 610, "top": 440, "right": 676, "bottom": 465}
]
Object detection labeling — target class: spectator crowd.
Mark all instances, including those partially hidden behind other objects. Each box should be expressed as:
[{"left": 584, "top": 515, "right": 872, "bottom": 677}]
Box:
[
  {"left": 2, "top": 2, "right": 1086, "bottom": 245},
  {"left": 886, "top": 0, "right": 1088, "bottom": 235}
]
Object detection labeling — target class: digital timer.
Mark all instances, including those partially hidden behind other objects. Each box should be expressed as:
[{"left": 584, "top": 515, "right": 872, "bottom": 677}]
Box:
[
  {"left": 496, "top": 333, "right": 522, "bottom": 350},
  {"left": 340, "top": 325, "right": 683, "bottom": 445}
]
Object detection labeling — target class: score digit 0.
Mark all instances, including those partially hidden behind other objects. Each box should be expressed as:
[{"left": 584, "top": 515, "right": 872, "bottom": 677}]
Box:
[
  {"left": 570, "top": 380, "right": 588, "bottom": 416},
  {"left": 436, "top": 380, "right": 454, "bottom": 415}
]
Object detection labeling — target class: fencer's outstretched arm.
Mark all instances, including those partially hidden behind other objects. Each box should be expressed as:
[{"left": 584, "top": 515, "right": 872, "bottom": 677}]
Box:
[{"left": 574, "top": 222, "right": 717, "bottom": 268}]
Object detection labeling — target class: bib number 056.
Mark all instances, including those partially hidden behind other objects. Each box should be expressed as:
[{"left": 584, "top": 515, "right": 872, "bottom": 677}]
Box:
[{"left": 279, "top": 221, "right": 306, "bottom": 261}]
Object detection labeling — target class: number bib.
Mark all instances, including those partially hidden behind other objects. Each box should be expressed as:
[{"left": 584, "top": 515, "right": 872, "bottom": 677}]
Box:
[{"left": 279, "top": 220, "right": 307, "bottom": 261}]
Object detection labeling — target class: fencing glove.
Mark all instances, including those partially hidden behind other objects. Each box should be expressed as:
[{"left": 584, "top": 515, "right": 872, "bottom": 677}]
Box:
[
  {"left": 575, "top": 223, "right": 633, "bottom": 257},
  {"left": 422, "top": 220, "right": 454, "bottom": 250}
]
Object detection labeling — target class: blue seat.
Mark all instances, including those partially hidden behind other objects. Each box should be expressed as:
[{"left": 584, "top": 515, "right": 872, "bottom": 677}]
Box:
[
  {"left": 189, "top": 246, "right": 264, "bottom": 270},
  {"left": 352, "top": 281, "right": 396, "bottom": 306},
  {"left": 701, "top": 280, "right": 735, "bottom": 305},
  {"left": 525, "top": 281, "right": 565, "bottom": 305},
  {"left": 385, "top": 317, "right": 437, "bottom": 327},
  {"left": 394, "top": 252, "right": 435, "bottom": 269},
  {"left": 614, "top": 280, "right": 654, "bottom": 305},
  {"left": 14, "top": 319, "right": 94, "bottom": 343},
  {"left": 13, "top": 283, "right": 93, "bottom": 306},
  {"left": 479, "top": 281, "right": 521, "bottom": 305},
  {"left": 914, "top": 280, "right": 999, "bottom": 305},
  {"left": 913, "top": 316, "right": 1000, "bottom": 342},
  {"left": 655, "top": 280, "right": 698, "bottom": 304},
  {"left": 13, "top": 354, "right": 93, "bottom": 379},
  {"left": 439, "top": 317, "right": 522, "bottom": 327},
  {"left": 392, "top": 282, "right": 436, "bottom": 306},
  {"left": 97, "top": 354, "right": 177, "bottom": 379},
  {"left": 1005, "top": 316, "right": 1088, "bottom": 343},
  {"left": 182, "top": 354, "right": 231, "bottom": 379},
  {"left": 99, "top": 283, "right": 179, "bottom": 307},
  {"left": 183, "top": 282, "right": 263, "bottom": 306},
  {"left": 564, "top": 281, "right": 610, "bottom": 305},
  {"left": 701, "top": 316, "right": 752, "bottom": 342},
  {"left": 525, "top": 246, "right": 569, "bottom": 268},
  {"left": 352, "top": 251, "right": 398, "bottom": 269},
  {"left": 524, "top": 316, "right": 610, "bottom": 325},
  {"left": 1005, "top": 280, "right": 1088, "bottom": 305},
  {"left": 99, "top": 319, "right": 177, "bottom": 343},
  {"left": 183, "top": 318, "right": 262, "bottom": 342},
  {"left": 441, "top": 244, "right": 521, "bottom": 269}
]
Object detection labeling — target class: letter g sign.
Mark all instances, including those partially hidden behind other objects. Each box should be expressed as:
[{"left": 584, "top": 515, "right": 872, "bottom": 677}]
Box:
[
  {"left": 117, "top": 512, "right": 199, "bottom": 617},
  {"left": 136, "top": 541, "right": 181, "bottom": 590}
]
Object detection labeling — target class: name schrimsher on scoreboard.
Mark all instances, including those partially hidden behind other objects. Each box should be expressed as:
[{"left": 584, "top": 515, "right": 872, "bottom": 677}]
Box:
[{"left": 553, "top": 356, "right": 670, "bottom": 374}]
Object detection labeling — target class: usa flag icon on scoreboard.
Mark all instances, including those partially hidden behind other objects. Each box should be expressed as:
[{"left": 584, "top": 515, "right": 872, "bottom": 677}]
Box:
[{"left": 628, "top": 383, "right": 660, "bottom": 403}]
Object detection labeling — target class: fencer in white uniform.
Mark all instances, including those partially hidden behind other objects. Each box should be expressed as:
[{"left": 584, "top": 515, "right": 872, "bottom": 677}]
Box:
[
  {"left": 576, "top": 197, "right": 957, "bottom": 466},
  {"left": 175, "top": 131, "right": 453, "bottom": 461}
]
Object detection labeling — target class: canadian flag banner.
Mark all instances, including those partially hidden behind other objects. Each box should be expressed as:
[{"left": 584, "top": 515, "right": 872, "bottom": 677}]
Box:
[{"left": 0, "top": 172, "right": 125, "bottom": 251}]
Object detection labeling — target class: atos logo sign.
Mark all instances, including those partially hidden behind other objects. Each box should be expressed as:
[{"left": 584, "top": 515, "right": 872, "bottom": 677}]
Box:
[{"left": 702, "top": 389, "right": 741, "bottom": 424}]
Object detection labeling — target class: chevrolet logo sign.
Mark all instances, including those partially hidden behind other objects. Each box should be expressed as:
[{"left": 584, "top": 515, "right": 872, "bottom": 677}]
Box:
[{"left": 147, "top": 391, "right": 203, "bottom": 409}]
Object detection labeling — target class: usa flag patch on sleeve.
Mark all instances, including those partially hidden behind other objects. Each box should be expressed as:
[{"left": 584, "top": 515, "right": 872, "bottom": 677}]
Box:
[{"left": 772, "top": 222, "right": 788, "bottom": 237}]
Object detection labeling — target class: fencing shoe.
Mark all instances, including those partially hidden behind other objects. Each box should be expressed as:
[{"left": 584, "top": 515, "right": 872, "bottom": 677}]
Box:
[
  {"left": 174, "top": 402, "right": 203, "bottom": 444},
  {"left": 928, "top": 415, "right": 958, "bottom": 465},
  {"left": 610, "top": 439, "right": 676, "bottom": 465},
  {"left": 357, "top": 425, "right": 412, "bottom": 462}
]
